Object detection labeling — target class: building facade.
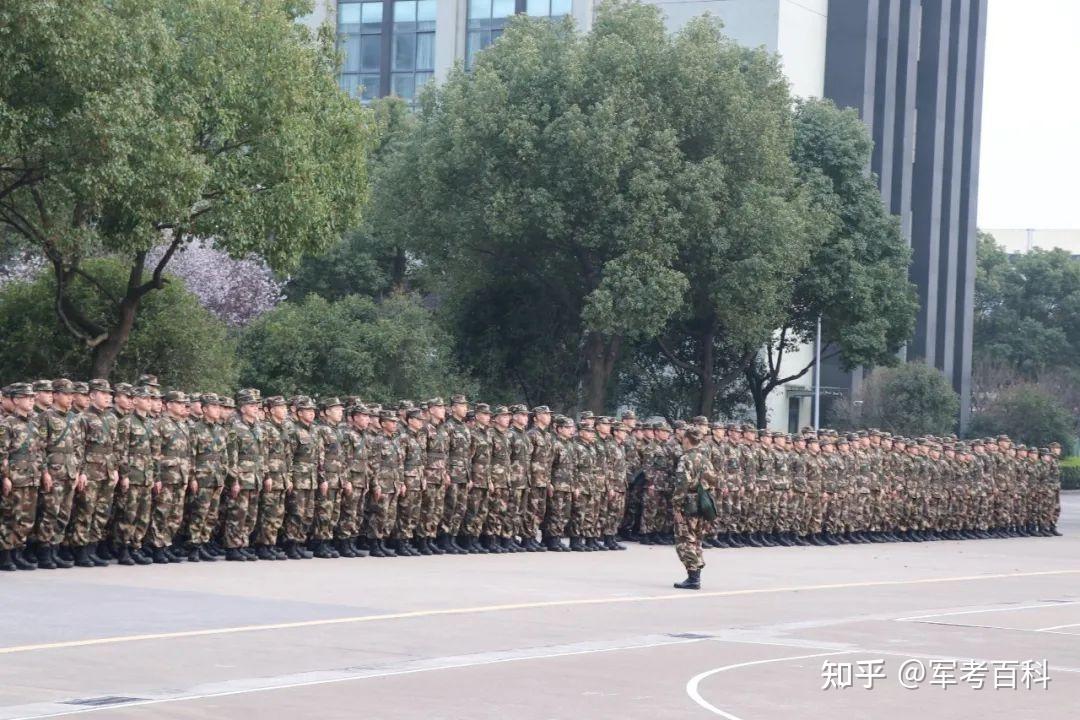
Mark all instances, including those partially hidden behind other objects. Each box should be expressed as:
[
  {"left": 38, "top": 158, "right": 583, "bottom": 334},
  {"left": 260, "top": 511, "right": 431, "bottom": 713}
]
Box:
[{"left": 303, "top": 0, "right": 985, "bottom": 432}]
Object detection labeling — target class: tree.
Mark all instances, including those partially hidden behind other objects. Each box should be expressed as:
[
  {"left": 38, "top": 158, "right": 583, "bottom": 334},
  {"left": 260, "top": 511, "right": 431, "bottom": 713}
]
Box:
[
  {"left": 239, "top": 293, "right": 473, "bottom": 401},
  {"left": 974, "top": 232, "right": 1080, "bottom": 377},
  {"left": 739, "top": 99, "right": 917, "bottom": 426},
  {"left": 970, "top": 384, "right": 1074, "bottom": 449},
  {"left": 0, "top": 260, "right": 238, "bottom": 390},
  {"left": 0, "top": 0, "right": 370, "bottom": 377},
  {"left": 832, "top": 363, "right": 959, "bottom": 436}
]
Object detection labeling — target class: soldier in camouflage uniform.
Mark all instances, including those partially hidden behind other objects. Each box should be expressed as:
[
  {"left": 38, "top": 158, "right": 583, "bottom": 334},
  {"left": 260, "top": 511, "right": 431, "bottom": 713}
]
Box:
[
  {"left": 312, "top": 398, "right": 347, "bottom": 559},
  {"left": 32, "top": 379, "right": 83, "bottom": 569},
  {"left": 95, "top": 382, "right": 132, "bottom": 560},
  {"left": 335, "top": 404, "right": 369, "bottom": 557},
  {"left": 254, "top": 396, "right": 292, "bottom": 559},
  {"left": 393, "top": 407, "right": 427, "bottom": 556},
  {"left": 146, "top": 391, "right": 193, "bottom": 564},
  {"left": 0, "top": 384, "right": 46, "bottom": 571},
  {"left": 640, "top": 423, "right": 675, "bottom": 545},
  {"left": 367, "top": 410, "right": 403, "bottom": 557},
  {"left": 526, "top": 405, "right": 554, "bottom": 551},
  {"left": 442, "top": 395, "right": 471, "bottom": 552},
  {"left": 463, "top": 404, "right": 493, "bottom": 553},
  {"left": 569, "top": 423, "right": 601, "bottom": 551},
  {"left": 224, "top": 389, "right": 263, "bottom": 561},
  {"left": 419, "top": 398, "right": 451, "bottom": 555},
  {"left": 482, "top": 406, "right": 514, "bottom": 552},
  {"left": 115, "top": 386, "right": 159, "bottom": 566},
  {"left": 603, "top": 422, "right": 629, "bottom": 550},
  {"left": 544, "top": 416, "right": 576, "bottom": 551},
  {"left": 672, "top": 426, "right": 715, "bottom": 590},
  {"left": 67, "top": 379, "right": 118, "bottom": 567},
  {"left": 187, "top": 394, "right": 227, "bottom": 562},
  {"left": 284, "top": 396, "right": 320, "bottom": 559}
]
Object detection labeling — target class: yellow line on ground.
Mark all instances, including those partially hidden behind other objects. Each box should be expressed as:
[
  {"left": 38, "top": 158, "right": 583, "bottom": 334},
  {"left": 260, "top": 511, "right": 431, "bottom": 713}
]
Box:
[{"left": 1, "top": 568, "right": 1077, "bottom": 655}]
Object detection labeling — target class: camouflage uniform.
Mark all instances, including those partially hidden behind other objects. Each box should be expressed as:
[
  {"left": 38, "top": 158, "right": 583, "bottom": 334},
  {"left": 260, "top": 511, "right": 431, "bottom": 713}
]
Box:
[
  {"left": 546, "top": 430, "right": 575, "bottom": 540},
  {"left": 419, "top": 417, "right": 450, "bottom": 543},
  {"left": 0, "top": 406, "right": 45, "bottom": 554},
  {"left": 284, "top": 417, "right": 321, "bottom": 545},
  {"left": 508, "top": 421, "right": 532, "bottom": 541},
  {"left": 224, "top": 412, "right": 263, "bottom": 550},
  {"left": 569, "top": 435, "right": 598, "bottom": 542},
  {"left": 116, "top": 409, "right": 159, "bottom": 549},
  {"left": 526, "top": 422, "right": 554, "bottom": 543},
  {"left": 313, "top": 418, "right": 348, "bottom": 545},
  {"left": 188, "top": 414, "right": 227, "bottom": 547},
  {"left": 442, "top": 415, "right": 472, "bottom": 538},
  {"left": 393, "top": 423, "right": 426, "bottom": 543},
  {"left": 147, "top": 411, "right": 192, "bottom": 551},
  {"left": 463, "top": 422, "right": 492, "bottom": 538},
  {"left": 366, "top": 425, "right": 402, "bottom": 544},
  {"left": 602, "top": 433, "right": 627, "bottom": 539},
  {"left": 256, "top": 411, "right": 292, "bottom": 549},
  {"left": 336, "top": 417, "right": 368, "bottom": 545},
  {"left": 35, "top": 400, "right": 84, "bottom": 549},
  {"left": 672, "top": 443, "right": 715, "bottom": 574},
  {"left": 68, "top": 401, "right": 118, "bottom": 549}
]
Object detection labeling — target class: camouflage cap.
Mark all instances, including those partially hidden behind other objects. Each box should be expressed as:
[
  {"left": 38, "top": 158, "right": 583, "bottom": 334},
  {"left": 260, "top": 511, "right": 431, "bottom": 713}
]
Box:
[
  {"left": 321, "top": 396, "right": 344, "bottom": 409},
  {"left": 235, "top": 389, "right": 260, "bottom": 406},
  {"left": 51, "top": 378, "right": 75, "bottom": 393},
  {"left": 397, "top": 400, "right": 414, "bottom": 411},
  {"left": 405, "top": 407, "right": 424, "bottom": 420},
  {"left": 996, "top": 434, "right": 1011, "bottom": 441},
  {"left": 164, "top": 390, "right": 189, "bottom": 404},
  {"left": 532, "top": 405, "right": 551, "bottom": 414},
  {"left": 450, "top": 394, "right": 468, "bottom": 405},
  {"left": 427, "top": 397, "right": 446, "bottom": 408},
  {"left": 146, "top": 386, "right": 162, "bottom": 399},
  {"left": 474, "top": 403, "right": 492, "bottom": 415},
  {"left": 220, "top": 396, "right": 235, "bottom": 409},
  {"left": 348, "top": 403, "right": 368, "bottom": 416},
  {"left": 7, "top": 382, "right": 34, "bottom": 398},
  {"left": 131, "top": 386, "right": 152, "bottom": 399},
  {"left": 684, "top": 426, "right": 705, "bottom": 440},
  {"left": 578, "top": 411, "right": 594, "bottom": 421},
  {"left": 492, "top": 405, "right": 511, "bottom": 416},
  {"left": 88, "top": 379, "right": 112, "bottom": 394},
  {"left": 73, "top": 381, "right": 88, "bottom": 395},
  {"left": 33, "top": 380, "right": 54, "bottom": 393},
  {"left": 509, "top": 403, "right": 528, "bottom": 414},
  {"left": 1049, "top": 441, "right": 1062, "bottom": 448},
  {"left": 655, "top": 422, "right": 671, "bottom": 433},
  {"left": 620, "top": 410, "right": 637, "bottom": 420},
  {"left": 201, "top": 393, "right": 221, "bottom": 406},
  {"left": 595, "top": 415, "right": 612, "bottom": 425},
  {"left": 690, "top": 415, "right": 708, "bottom": 425},
  {"left": 612, "top": 422, "right": 628, "bottom": 433},
  {"left": 366, "top": 403, "right": 382, "bottom": 415},
  {"left": 378, "top": 409, "right": 397, "bottom": 422},
  {"left": 137, "top": 374, "right": 160, "bottom": 388},
  {"left": 673, "top": 420, "right": 687, "bottom": 430},
  {"left": 711, "top": 420, "right": 726, "bottom": 429},
  {"left": 113, "top": 383, "right": 134, "bottom": 396},
  {"left": 554, "top": 416, "right": 575, "bottom": 428},
  {"left": 1039, "top": 447, "right": 1052, "bottom": 455},
  {"left": 293, "top": 395, "right": 315, "bottom": 411}
]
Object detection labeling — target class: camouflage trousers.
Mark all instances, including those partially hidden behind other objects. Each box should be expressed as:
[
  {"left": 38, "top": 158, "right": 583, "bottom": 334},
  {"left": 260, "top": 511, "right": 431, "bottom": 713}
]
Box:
[
  {"left": 507, "top": 486, "right": 528, "bottom": 537},
  {"left": 640, "top": 485, "right": 672, "bottom": 534},
  {"left": 419, "top": 478, "right": 446, "bottom": 538},
  {"left": 146, "top": 483, "right": 187, "bottom": 548},
  {"left": 463, "top": 486, "right": 490, "bottom": 536},
  {"left": 335, "top": 479, "right": 366, "bottom": 540},
  {"left": 673, "top": 510, "right": 704, "bottom": 572},
  {"left": 394, "top": 485, "right": 422, "bottom": 539},
  {"left": 66, "top": 480, "right": 100, "bottom": 547},
  {"left": 365, "top": 488, "right": 398, "bottom": 539},
  {"left": 441, "top": 482, "right": 470, "bottom": 536},
  {"left": 312, "top": 486, "right": 341, "bottom": 541},
  {"left": 545, "top": 489, "right": 572, "bottom": 537},
  {"left": 0, "top": 486, "right": 38, "bottom": 550},
  {"left": 116, "top": 484, "right": 153, "bottom": 547},
  {"left": 524, "top": 486, "right": 549, "bottom": 540},
  {"left": 768, "top": 488, "right": 795, "bottom": 533},
  {"left": 255, "top": 488, "right": 287, "bottom": 545},
  {"left": 569, "top": 491, "right": 594, "bottom": 538},
  {"left": 621, "top": 478, "right": 645, "bottom": 534},
  {"left": 284, "top": 488, "right": 315, "bottom": 542},
  {"left": 34, "top": 474, "right": 76, "bottom": 545},
  {"left": 483, "top": 486, "right": 509, "bottom": 537},
  {"left": 603, "top": 490, "right": 626, "bottom": 536},
  {"left": 187, "top": 485, "right": 222, "bottom": 545},
  {"left": 222, "top": 488, "right": 258, "bottom": 548}
]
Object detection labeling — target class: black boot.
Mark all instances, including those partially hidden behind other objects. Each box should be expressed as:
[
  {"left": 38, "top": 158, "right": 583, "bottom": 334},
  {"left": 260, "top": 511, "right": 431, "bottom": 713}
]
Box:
[
  {"left": 570, "top": 537, "right": 586, "bottom": 551},
  {"left": 116, "top": 545, "right": 135, "bottom": 566},
  {"left": 313, "top": 540, "right": 334, "bottom": 559},
  {"left": 87, "top": 544, "right": 109, "bottom": 566},
  {"left": 368, "top": 539, "right": 386, "bottom": 558},
  {"left": 674, "top": 569, "right": 701, "bottom": 590},
  {"left": 378, "top": 539, "right": 397, "bottom": 557},
  {"left": 95, "top": 541, "right": 114, "bottom": 561},
  {"left": 163, "top": 546, "right": 184, "bottom": 563},
  {"left": 254, "top": 544, "right": 274, "bottom": 560},
  {"left": 35, "top": 544, "right": 57, "bottom": 570},
  {"left": 73, "top": 545, "right": 95, "bottom": 568},
  {"left": 225, "top": 548, "right": 245, "bottom": 561},
  {"left": 417, "top": 538, "right": 434, "bottom": 556},
  {"left": 187, "top": 544, "right": 203, "bottom": 562},
  {"left": 52, "top": 545, "right": 74, "bottom": 569},
  {"left": 12, "top": 548, "right": 36, "bottom": 570},
  {"left": 639, "top": 532, "right": 655, "bottom": 545},
  {"left": 0, "top": 549, "right": 15, "bottom": 571},
  {"left": 132, "top": 546, "right": 152, "bottom": 565}
]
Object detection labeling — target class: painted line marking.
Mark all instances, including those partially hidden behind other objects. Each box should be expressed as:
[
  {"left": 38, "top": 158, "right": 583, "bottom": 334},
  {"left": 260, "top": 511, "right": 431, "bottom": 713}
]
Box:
[
  {"left": 1038, "top": 622, "right": 1080, "bottom": 632},
  {"left": 0, "top": 635, "right": 704, "bottom": 720},
  {"left": 894, "top": 599, "right": 1080, "bottom": 622},
  {"left": 686, "top": 651, "right": 856, "bottom": 719},
  {"left": 1, "top": 568, "right": 1077, "bottom": 655}
]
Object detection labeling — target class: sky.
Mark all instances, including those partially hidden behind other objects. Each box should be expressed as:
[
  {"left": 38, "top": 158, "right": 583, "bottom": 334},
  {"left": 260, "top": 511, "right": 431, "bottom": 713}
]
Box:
[{"left": 977, "top": 0, "right": 1080, "bottom": 229}]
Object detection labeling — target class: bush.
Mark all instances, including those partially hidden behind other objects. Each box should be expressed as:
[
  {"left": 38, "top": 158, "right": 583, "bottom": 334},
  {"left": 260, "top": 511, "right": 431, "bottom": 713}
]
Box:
[
  {"left": 831, "top": 362, "right": 960, "bottom": 436},
  {"left": 239, "top": 291, "right": 474, "bottom": 400},
  {"left": 0, "top": 260, "right": 238, "bottom": 390},
  {"left": 969, "top": 384, "right": 1075, "bottom": 449},
  {"left": 1060, "top": 460, "right": 1080, "bottom": 490}
]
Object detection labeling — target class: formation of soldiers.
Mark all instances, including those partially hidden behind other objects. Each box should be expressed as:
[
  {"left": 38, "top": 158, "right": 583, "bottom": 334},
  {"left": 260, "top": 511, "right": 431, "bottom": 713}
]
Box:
[{"left": 0, "top": 377, "right": 1064, "bottom": 573}]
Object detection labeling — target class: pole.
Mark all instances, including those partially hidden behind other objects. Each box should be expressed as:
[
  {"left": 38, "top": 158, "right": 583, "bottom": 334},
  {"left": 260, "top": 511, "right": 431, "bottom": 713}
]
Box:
[{"left": 813, "top": 313, "right": 821, "bottom": 432}]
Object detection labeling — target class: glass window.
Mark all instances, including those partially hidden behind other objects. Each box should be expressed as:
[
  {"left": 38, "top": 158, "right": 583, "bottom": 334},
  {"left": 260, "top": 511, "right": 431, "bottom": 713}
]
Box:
[
  {"left": 526, "top": 0, "right": 549, "bottom": 16},
  {"left": 550, "top": 0, "right": 571, "bottom": 16},
  {"left": 340, "top": 0, "right": 435, "bottom": 104}
]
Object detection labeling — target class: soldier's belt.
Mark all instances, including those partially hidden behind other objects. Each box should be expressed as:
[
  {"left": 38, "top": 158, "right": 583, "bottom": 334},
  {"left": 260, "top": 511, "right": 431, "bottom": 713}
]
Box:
[{"left": 427, "top": 452, "right": 448, "bottom": 460}]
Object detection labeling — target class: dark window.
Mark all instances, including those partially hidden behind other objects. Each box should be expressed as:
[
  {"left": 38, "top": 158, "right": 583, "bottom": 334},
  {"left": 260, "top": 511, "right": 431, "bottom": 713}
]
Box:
[
  {"left": 338, "top": 0, "right": 435, "bottom": 104},
  {"left": 467, "top": 0, "right": 570, "bottom": 68}
]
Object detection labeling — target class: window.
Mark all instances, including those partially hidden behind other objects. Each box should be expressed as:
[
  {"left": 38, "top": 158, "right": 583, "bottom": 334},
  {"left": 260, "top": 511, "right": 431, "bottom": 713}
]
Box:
[
  {"left": 467, "top": 0, "right": 570, "bottom": 68},
  {"left": 338, "top": 0, "right": 436, "bottom": 104}
]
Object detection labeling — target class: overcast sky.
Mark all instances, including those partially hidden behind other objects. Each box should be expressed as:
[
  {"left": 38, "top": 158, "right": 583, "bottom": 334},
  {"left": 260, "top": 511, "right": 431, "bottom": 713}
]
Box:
[{"left": 977, "top": 0, "right": 1080, "bottom": 229}]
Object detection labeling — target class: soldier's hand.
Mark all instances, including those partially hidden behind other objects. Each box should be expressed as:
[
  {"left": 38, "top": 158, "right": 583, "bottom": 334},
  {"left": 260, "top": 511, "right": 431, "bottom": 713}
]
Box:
[
  {"left": 487, "top": 483, "right": 494, "bottom": 493},
  {"left": 1, "top": 477, "right": 10, "bottom": 496},
  {"left": 189, "top": 479, "right": 199, "bottom": 494},
  {"left": 397, "top": 482, "right": 405, "bottom": 495},
  {"left": 77, "top": 473, "right": 88, "bottom": 492},
  {"left": 120, "top": 477, "right": 130, "bottom": 492},
  {"left": 263, "top": 478, "right": 272, "bottom": 493},
  {"left": 547, "top": 486, "right": 553, "bottom": 498},
  {"left": 286, "top": 482, "right": 294, "bottom": 493},
  {"left": 373, "top": 487, "right": 382, "bottom": 502},
  {"left": 319, "top": 480, "right": 329, "bottom": 497},
  {"left": 110, "top": 469, "right": 119, "bottom": 483},
  {"left": 230, "top": 483, "right": 240, "bottom": 499},
  {"left": 420, "top": 480, "right": 427, "bottom": 492},
  {"left": 41, "top": 472, "right": 53, "bottom": 492},
  {"left": 152, "top": 481, "right": 162, "bottom": 495}
]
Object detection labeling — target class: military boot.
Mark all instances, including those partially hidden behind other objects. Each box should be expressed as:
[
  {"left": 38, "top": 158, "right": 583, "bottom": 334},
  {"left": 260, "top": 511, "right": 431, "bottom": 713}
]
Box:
[
  {"left": 52, "top": 545, "right": 74, "bottom": 569},
  {"left": 569, "top": 536, "right": 585, "bottom": 551},
  {"left": 116, "top": 545, "right": 135, "bottom": 566},
  {"left": 95, "top": 541, "right": 115, "bottom": 561},
  {"left": 131, "top": 547, "right": 152, "bottom": 565},
  {"left": 416, "top": 538, "right": 433, "bottom": 556},
  {"left": 198, "top": 544, "right": 219, "bottom": 561},
  {"left": 74, "top": 545, "right": 96, "bottom": 568},
  {"left": 639, "top": 532, "right": 655, "bottom": 545},
  {"left": 673, "top": 569, "right": 701, "bottom": 590},
  {"left": 225, "top": 548, "right": 245, "bottom": 561},
  {"left": 35, "top": 544, "right": 57, "bottom": 570},
  {"left": 256, "top": 544, "right": 277, "bottom": 560},
  {"left": 188, "top": 545, "right": 203, "bottom": 562},
  {"left": 87, "top": 544, "right": 109, "bottom": 566},
  {"left": 0, "top": 549, "right": 16, "bottom": 571},
  {"left": 368, "top": 540, "right": 386, "bottom": 558}
]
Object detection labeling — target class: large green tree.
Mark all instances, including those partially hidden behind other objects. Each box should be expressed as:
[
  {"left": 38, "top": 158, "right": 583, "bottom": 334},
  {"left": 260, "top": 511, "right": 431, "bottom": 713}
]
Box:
[
  {"left": 0, "top": 260, "right": 238, "bottom": 390},
  {"left": 0, "top": 0, "right": 369, "bottom": 377},
  {"left": 832, "top": 363, "right": 959, "bottom": 436}
]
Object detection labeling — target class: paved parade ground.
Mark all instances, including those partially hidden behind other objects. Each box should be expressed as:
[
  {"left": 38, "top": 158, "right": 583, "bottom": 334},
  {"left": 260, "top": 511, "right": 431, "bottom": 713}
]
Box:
[{"left": 0, "top": 494, "right": 1078, "bottom": 720}]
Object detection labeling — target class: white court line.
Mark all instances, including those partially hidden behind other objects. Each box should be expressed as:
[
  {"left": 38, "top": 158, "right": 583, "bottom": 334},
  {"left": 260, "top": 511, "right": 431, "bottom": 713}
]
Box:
[
  {"left": 894, "top": 600, "right": 1080, "bottom": 623},
  {"left": 1038, "top": 623, "right": 1080, "bottom": 632},
  {"left": 686, "top": 651, "right": 856, "bottom": 719},
  {"left": 0, "top": 635, "right": 705, "bottom": 720}
]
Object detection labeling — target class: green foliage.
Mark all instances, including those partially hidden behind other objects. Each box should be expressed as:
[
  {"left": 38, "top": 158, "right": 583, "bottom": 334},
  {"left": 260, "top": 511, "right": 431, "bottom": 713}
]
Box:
[
  {"left": 970, "top": 384, "right": 1074, "bottom": 449},
  {"left": 1059, "top": 465, "right": 1080, "bottom": 490},
  {"left": 284, "top": 230, "right": 396, "bottom": 302},
  {"left": 833, "top": 363, "right": 960, "bottom": 436},
  {"left": 975, "top": 232, "right": 1080, "bottom": 376},
  {"left": 239, "top": 293, "right": 473, "bottom": 401},
  {"left": 0, "top": 260, "right": 238, "bottom": 390}
]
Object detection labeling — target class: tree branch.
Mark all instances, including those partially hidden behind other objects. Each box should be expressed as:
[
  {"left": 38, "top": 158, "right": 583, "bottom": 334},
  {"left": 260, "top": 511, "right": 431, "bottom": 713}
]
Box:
[{"left": 656, "top": 336, "right": 701, "bottom": 377}]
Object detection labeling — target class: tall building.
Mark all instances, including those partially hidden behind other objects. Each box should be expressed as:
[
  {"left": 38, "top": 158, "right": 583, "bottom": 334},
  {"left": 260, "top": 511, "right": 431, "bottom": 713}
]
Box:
[{"left": 303, "top": 0, "right": 986, "bottom": 431}]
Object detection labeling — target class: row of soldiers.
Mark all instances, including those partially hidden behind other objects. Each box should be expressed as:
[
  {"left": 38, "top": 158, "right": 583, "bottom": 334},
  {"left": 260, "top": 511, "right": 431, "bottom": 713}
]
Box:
[{"left": 0, "top": 378, "right": 1063, "bottom": 572}]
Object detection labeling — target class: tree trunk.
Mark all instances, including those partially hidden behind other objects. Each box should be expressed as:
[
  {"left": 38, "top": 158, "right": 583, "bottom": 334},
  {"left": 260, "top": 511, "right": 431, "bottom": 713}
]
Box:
[
  {"left": 696, "top": 325, "right": 716, "bottom": 416},
  {"left": 581, "top": 331, "right": 622, "bottom": 412},
  {"left": 746, "top": 370, "right": 768, "bottom": 429},
  {"left": 391, "top": 246, "right": 407, "bottom": 290},
  {"left": 90, "top": 297, "right": 140, "bottom": 379}
]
